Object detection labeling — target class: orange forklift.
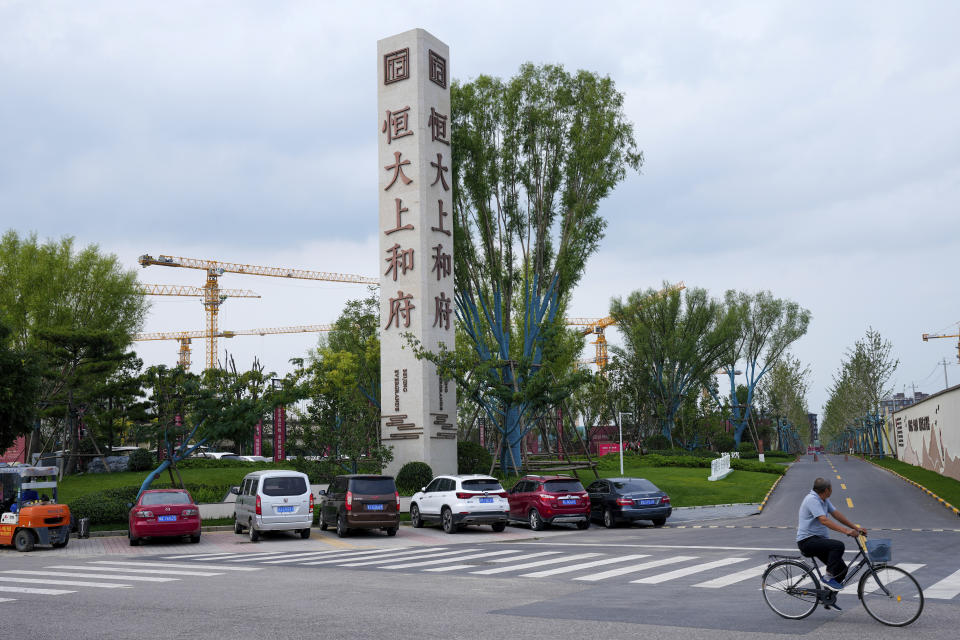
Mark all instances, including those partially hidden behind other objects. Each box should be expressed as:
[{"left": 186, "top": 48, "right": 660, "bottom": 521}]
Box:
[{"left": 0, "top": 465, "right": 71, "bottom": 551}]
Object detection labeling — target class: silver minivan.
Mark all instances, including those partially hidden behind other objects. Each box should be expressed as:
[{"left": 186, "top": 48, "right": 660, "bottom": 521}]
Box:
[{"left": 232, "top": 470, "right": 313, "bottom": 542}]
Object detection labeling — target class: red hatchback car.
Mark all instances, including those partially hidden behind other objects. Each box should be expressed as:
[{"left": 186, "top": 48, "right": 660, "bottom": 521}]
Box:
[
  {"left": 128, "top": 489, "right": 201, "bottom": 546},
  {"left": 507, "top": 475, "right": 590, "bottom": 530}
]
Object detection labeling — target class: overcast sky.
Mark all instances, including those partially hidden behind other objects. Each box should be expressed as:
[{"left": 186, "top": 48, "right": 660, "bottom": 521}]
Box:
[{"left": 2, "top": 1, "right": 959, "bottom": 419}]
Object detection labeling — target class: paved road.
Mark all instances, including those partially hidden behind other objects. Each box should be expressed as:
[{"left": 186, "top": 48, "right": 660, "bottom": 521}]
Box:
[{"left": 1, "top": 454, "right": 957, "bottom": 638}]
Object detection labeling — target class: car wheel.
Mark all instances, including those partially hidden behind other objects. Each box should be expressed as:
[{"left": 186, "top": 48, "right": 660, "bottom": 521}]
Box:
[
  {"left": 52, "top": 530, "right": 70, "bottom": 548},
  {"left": 128, "top": 529, "right": 140, "bottom": 546},
  {"left": 385, "top": 527, "right": 398, "bottom": 537},
  {"left": 576, "top": 519, "right": 590, "bottom": 530},
  {"left": 336, "top": 512, "right": 348, "bottom": 538},
  {"left": 491, "top": 522, "right": 506, "bottom": 533},
  {"left": 14, "top": 529, "right": 35, "bottom": 552},
  {"left": 300, "top": 528, "right": 311, "bottom": 539},
  {"left": 410, "top": 503, "right": 423, "bottom": 528},
  {"left": 248, "top": 520, "right": 260, "bottom": 543},
  {"left": 528, "top": 509, "right": 545, "bottom": 532},
  {"left": 234, "top": 519, "right": 243, "bottom": 534},
  {"left": 441, "top": 508, "right": 457, "bottom": 534},
  {"left": 652, "top": 518, "right": 666, "bottom": 527},
  {"left": 603, "top": 507, "right": 616, "bottom": 529},
  {"left": 190, "top": 534, "right": 201, "bottom": 544},
  {"left": 319, "top": 510, "right": 328, "bottom": 531}
]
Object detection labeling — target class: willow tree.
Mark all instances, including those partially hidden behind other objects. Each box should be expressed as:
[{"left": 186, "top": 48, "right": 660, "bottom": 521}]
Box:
[{"left": 427, "top": 64, "right": 642, "bottom": 473}]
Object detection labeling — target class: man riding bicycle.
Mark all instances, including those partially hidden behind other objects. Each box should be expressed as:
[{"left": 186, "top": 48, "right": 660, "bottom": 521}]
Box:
[{"left": 796, "top": 477, "right": 867, "bottom": 591}]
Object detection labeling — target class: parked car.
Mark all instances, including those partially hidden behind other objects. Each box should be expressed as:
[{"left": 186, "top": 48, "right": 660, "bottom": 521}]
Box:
[
  {"left": 586, "top": 477, "right": 671, "bottom": 527},
  {"left": 318, "top": 475, "right": 399, "bottom": 538},
  {"left": 239, "top": 455, "right": 270, "bottom": 463},
  {"left": 506, "top": 475, "right": 590, "bottom": 530},
  {"left": 409, "top": 475, "right": 509, "bottom": 534},
  {"left": 232, "top": 470, "right": 313, "bottom": 542},
  {"left": 128, "top": 488, "right": 201, "bottom": 546}
]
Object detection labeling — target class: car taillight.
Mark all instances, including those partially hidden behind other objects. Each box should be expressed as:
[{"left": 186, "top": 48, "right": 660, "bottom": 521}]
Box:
[
  {"left": 579, "top": 492, "right": 589, "bottom": 499},
  {"left": 309, "top": 493, "right": 314, "bottom": 514},
  {"left": 134, "top": 510, "right": 154, "bottom": 518},
  {"left": 497, "top": 492, "right": 509, "bottom": 498},
  {"left": 456, "top": 492, "right": 473, "bottom": 499},
  {"left": 255, "top": 495, "right": 261, "bottom": 515},
  {"left": 346, "top": 490, "right": 353, "bottom": 512},
  {"left": 661, "top": 495, "right": 670, "bottom": 504},
  {"left": 616, "top": 497, "right": 634, "bottom": 506},
  {"left": 182, "top": 508, "right": 198, "bottom": 516},
  {"left": 538, "top": 493, "right": 555, "bottom": 501},
  {"left": 395, "top": 491, "right": 400, "bottom": 510}
]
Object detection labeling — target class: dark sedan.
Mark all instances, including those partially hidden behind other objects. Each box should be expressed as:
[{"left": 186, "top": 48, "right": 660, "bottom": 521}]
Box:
[{"left": 586, "top": 477, "right": 671, "bottom": 528}]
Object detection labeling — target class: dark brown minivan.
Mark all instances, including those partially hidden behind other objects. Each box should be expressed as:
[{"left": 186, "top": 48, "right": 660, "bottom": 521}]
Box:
[{"left": 318, "top": 474, "right": 400, "bottom": 538}]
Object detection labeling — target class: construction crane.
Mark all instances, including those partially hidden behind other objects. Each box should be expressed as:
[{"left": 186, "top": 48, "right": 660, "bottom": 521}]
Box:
[
  {"left": 135, "top": 324, "right": 334, "bottom": 369},
  {"left": 138, "top": 254, "right": 377, "bottom": 370},
  {"left": 922, "top": 328, "right": 960, "bottom": 363},
  {"left": 566, "top": 282, "right": 686, "bottom": 370},
  {"left": 136, "top": 283, "right": 261, "bottom": 300}
]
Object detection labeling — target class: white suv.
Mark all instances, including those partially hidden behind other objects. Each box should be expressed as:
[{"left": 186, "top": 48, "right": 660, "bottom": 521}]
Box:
[{"left": 409, "top": 475, "right": 509, "bottom": 534}]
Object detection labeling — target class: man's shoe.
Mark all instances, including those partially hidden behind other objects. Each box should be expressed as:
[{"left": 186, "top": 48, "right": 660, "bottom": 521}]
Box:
[{"left": 822, "top": 578, "right": 844, "bottom": 591}]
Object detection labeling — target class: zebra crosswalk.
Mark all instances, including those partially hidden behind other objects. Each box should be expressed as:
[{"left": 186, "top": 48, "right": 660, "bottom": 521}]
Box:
[
  {"left": 150, "top": 546, "right": 960, "bottom": 600},
  {"left": 0, "top": 559, "right": 261, "bottom": 605}
]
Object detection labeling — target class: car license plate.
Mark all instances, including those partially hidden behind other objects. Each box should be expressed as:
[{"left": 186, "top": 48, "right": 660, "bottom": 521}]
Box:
[
  {"left": 639, "top": 499, "right": 657, "bottom": 506},
  {"left": 366, "top": 503, "right": 385, "bottom": 511},
  {"left": 276, "top": 506, "right": 294, "bottom": 513},
  {"left": 561, "top": 499, "right": 577, "bottom": 505},
  {"left": 158, "top": 515, "right": 177, "bottom": 522},
  {"left": 479, "top": 497, "right": 494, "bottom": 504}
]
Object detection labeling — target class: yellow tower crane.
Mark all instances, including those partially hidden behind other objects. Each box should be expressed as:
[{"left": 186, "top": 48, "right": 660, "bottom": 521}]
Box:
[
  {"left": 135, "top": 324, "right": 334, "bottom": 369},
  {"left": 138, "top": 254, "right": 376, "bottom": 370},
  {"left": 566, "top": 282, "right": 686, "bottom": 371},
  {"left": 922, "top": 329, "right": 960, "bottom": 363}
]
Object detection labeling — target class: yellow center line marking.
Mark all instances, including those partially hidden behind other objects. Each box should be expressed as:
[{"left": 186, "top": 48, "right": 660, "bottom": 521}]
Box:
[
  {"left": 840, "top": 484, "right": 847, "bottom": 490},
  {"left": 846, "top": 498, "right": 854, "bottom": 508}
]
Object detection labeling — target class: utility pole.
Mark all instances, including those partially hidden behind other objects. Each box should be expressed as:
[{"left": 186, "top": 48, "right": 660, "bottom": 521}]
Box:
[{"left": 942, "top": 358, "right": 950, "bottom": 390}]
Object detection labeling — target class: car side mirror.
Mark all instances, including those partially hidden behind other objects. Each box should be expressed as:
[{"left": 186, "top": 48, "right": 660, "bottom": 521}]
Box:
[
  {"left": 420, "top": 487, "right": 426, "bottom": 492},
  {"left": 230, "top": 487, "right": 240, "bottom": 495},
  {"left": 126, "top": 502, "right": 134, "bottom": 509},
  {"left": 318, "top": 489, "right": 326, "bottom": 496}
]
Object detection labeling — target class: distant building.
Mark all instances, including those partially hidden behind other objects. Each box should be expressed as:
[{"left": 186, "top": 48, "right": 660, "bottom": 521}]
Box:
[
  {"left": 881, "top": 391, "right": 930, "bottom": 418},
  {"left": 807, "top": 413, "right": 819, "bottom": 443}
]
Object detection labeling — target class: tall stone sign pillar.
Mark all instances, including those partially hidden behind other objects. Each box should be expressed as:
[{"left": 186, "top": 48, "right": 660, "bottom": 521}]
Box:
[{"left": 377, "top": 29, "right": 456, "bottom": 476}]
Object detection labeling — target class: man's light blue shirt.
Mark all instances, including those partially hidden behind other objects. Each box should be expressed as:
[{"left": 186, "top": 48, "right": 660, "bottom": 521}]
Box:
[{"left": 796, "top": 490, "right": 835, "bottom": 541}]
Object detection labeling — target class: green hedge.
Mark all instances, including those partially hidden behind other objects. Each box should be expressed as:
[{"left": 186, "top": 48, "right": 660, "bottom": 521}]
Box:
[
  {"left": 633, "top": 453, "right": 785, "bottom": 475},
  {"left": 68, "top": 483, "right": 233, "bottom": 527},
  {"left": 458, "top": 441, "right": 492, "bottom": 474},
  {"left": 396, "top": 461, "right": 433, "bottom": 495}
]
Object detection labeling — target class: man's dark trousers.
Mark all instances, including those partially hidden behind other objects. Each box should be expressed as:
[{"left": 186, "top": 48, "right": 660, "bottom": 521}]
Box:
[{"left": 798, "top": 536, "right": 847, "bottom": 580}]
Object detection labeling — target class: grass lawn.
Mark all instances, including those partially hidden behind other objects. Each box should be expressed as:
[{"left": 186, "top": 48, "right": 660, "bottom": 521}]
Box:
[
  {"left": 868, "top": 457, "right": 960, "bottom": 509},
  {"left": 58, "top": 465, "right": 298, "bottom": 505}
]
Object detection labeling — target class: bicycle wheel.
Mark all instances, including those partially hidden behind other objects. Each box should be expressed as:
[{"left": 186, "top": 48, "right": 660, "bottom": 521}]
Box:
[
  {"left": 762, "top": 560, "right": 820, "bottom": 620},
  {"left": 858, "top": 566, "right": 924, "bottom": 627}
]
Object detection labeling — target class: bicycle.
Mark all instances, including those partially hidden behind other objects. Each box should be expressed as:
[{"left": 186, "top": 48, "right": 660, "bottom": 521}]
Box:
[{"left": 761, "top": 535, "right": 923, "bottom": 626}]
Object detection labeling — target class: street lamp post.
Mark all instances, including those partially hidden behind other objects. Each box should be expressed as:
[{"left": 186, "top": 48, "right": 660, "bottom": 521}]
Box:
[{"left": 617, "top": 411, "right": 633, "bottom": 475}]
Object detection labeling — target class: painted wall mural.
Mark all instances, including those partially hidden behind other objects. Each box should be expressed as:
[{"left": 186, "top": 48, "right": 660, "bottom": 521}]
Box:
[{"left": 894, "top": 385, "right": 960, "bottom": 482}]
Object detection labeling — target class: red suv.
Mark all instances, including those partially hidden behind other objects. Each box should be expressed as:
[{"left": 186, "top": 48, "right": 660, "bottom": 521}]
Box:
[{"left": 507, "top": 475, "right": 590, "bottom": 530}]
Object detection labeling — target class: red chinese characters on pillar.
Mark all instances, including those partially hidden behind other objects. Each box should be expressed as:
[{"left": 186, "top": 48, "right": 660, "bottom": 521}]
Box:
[
  {"left": 428, "top": 107, "right": 449, "bottom": 145},
  {"left": 385, "top": 291, "right": 415, "bottom": 330},
  {"left": 430, "top": 153, "right": 449, "bottom": 191},
  {"left": 385, "top": 198, "right": 414, "bottom": 235},
  {"left": 385, "top": 243, "right": 415, "bottom": 281},
  {"left": 384, "top": 151, "right": 413, "bottom": 190},
  {"left": 433, "top": 291, "right": 452, "bottom": 330},
  {"left": 382, "top": 106, "right": 413, "bottom": 144},
  {"left": 431, "top": 243, "right": 451, "bottom": 281},
  {"left": 431, "top": 199, "right": 450, "bottom": 236}
]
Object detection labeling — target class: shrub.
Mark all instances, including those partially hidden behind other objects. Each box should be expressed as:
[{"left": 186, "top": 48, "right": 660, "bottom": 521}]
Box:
[
  {"left": 68, "top": 482, "right": 235, "bottom": 527},
  {"left": 396, "top": 461, "right": 433, "bottom": 494},
  {"left": 738, "top": 441, "right": 758, "bottom": 456},
  {"left": 712, "top": 435, "right": 735, "bottom": 452},
  {"left": 645, "top": 434, "right": 671, "bottom": 450},
  {"left": 127, "top": 448, "right": 154, "bottom": 472},
  {"left": 458, "top": 441, "right": 492, "bottom": 474}
]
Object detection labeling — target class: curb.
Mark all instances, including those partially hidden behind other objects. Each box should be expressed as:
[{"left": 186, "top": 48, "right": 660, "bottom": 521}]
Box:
[
  {"left": 757, "top": 474, "right": 785, "bottom": 513},
  {"left": 859, "top": 456, "right": 960, "bottom": 518},
  {"left": 89, "top": 524, "right": 237, "bottom": 539}
]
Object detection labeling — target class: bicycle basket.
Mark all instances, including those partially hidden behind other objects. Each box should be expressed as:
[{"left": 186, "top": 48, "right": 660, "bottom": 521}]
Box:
[{"left": 866, "top": 538, "right": 892, "bottom": 564}]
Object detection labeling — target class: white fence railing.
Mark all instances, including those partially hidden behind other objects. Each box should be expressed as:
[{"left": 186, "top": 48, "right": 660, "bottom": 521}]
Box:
[{"left": 708, "top": 452, "right": 734, "bottom": 481}]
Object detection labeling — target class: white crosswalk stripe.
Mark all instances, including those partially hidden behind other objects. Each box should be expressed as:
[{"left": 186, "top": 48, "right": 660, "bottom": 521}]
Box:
[
  {"left": 380, "top": 549, "right": 522, "bottom": 570},
  {"left": 162, "top": 552, "right": 242, "bottom": 560},
  {"left": 340, "top": 548, "right": 477, "bottom": 567},
  {"left": 0, "top": 598, "right": 15, "bottom": 603},
  {"left": 488, "top": 551, "right": 562, "bottom": 563},
  {"left": 303, "top": 547, "right": 449, "bottom": 566},
  {"left": 924, "top": 567, "right": 960, "bottom": 600},
  {"left": 3, "top": 570, "right": 178, "bottom": 583},
  {"left": 574, "top": 556, "right": 697, "bottom": 582},
  {"left": 471, "top": 553, "right": 602, "bottom": 575},
  {"left": 89, "top": 561, "right": 260, "bottom": 572},
  {"left": 423, "top": 564, "right": 475, "bottom": 572},
  {"left": 0, "top": 576, "right": 131, "bottom": 589},
  {"left": 263, "top": 550, "right": 364, "bottom": 564},
  {"left": 48, "top": 565, "right": 224, "bottom": 577},
  {"left": 0, "top": 585, "right": 75, "bottom": 596},
  {"left": 223, "top": 552, "right": 299, "bottom": 563},
  {"left": 694, "top": 564, "right": 768, "bottom": 588},
  {"left": 521, "top": 554, "right": 650, "bottom": 578},
  {"left": 859, "top": 564, "right": 925, "bottom": 594},
  {"left": 631, "top": 557, "right": 750, "bottom": 584}
]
